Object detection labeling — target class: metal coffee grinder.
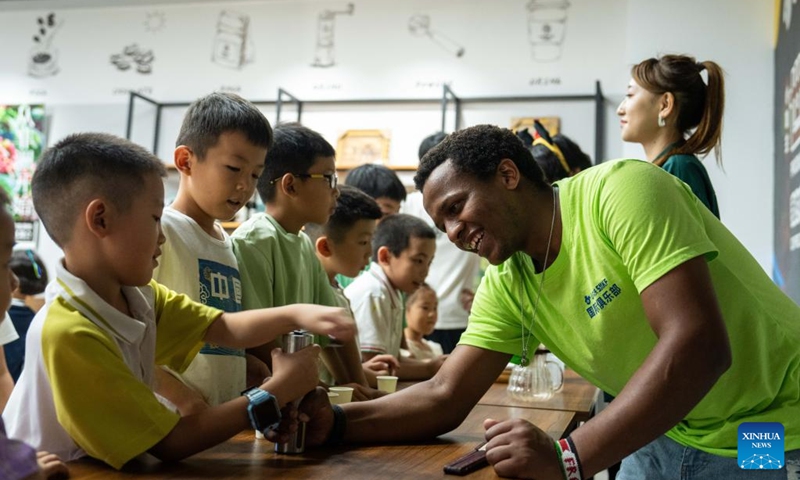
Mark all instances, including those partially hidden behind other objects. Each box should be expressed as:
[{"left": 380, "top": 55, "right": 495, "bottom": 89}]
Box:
[{"left": 275, "top": 330, "right": 315, "bottom": 454}]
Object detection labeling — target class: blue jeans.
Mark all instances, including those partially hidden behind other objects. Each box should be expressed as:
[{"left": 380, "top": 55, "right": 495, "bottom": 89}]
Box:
[{"left": 617, "top": 435, "right": 800, "bottom": 480}]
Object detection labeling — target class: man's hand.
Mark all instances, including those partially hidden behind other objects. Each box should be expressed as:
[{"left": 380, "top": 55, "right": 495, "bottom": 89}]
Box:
[
  {"left": 36, "top": 451, "right": 69, "bottom": 479},
  {"left": 483, "top": 418, "right": 563, "bottom": 480},
  {"left": 292, "top": 305, "right": 356, "bottom": 343},
  {"left": 297, "top": 387, "right": 336, "bottom": 447}
]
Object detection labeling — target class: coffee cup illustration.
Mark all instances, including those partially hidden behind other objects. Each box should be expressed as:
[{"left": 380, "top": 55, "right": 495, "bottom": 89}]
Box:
[
  {"left": 527, "top": 0, "right": 570, "bottom": 62},
  {"left": 28, "top": 13, "right": 61, "bottom": 78}
]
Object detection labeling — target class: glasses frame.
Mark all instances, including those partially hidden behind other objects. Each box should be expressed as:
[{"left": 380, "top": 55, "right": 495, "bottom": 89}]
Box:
[{"left": 269, "top": 173, "right": 338, "bottom": 190}]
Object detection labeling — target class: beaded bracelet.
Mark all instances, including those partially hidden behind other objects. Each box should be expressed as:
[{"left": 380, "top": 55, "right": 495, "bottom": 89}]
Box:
[
  {"left": 554, "top": 437, "right": 583, "bottom": 480},
  {"left": 324, "top": 404, "right": 347, "bottom": 447}
]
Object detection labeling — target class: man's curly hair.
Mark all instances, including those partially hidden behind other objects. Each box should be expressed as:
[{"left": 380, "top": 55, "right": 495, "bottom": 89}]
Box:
[{"left": 414, "top": 124, "right": 547, "bottom": 191}]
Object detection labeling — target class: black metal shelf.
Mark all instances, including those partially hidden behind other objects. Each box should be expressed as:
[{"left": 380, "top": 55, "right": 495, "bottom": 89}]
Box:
[{"left": 126, "top": 80, "right": 605, "bottom": 163}]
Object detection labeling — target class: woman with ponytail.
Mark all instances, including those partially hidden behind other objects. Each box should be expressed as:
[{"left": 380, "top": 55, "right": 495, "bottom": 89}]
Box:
[{"left": 617, "top": 54, "right": 724, "bottom": 218}]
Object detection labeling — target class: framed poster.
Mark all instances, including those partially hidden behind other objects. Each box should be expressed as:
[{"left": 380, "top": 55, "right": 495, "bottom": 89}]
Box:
[
  {"left": 1, "top": 104, "right": 46, "bottom": 226},
  {"left": 336, "top": 129, "right": 391, "bottom": 169}
]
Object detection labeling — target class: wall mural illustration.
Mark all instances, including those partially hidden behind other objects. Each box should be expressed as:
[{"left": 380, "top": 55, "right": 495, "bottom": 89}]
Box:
[
  {"left": 526, "top": 0, "right": 570, "bottom": 62},
  {"left": 28, "top": 13, "right": 62, "bottom": 78},
  {"left": 311, "top": 3, "right": 355, "bottom": 68},
  {"left": 408, "top": 14, "right": 465, "bottom": 58},
  {"left": 211, "top": 10, "right": 254, "bottom": 70},
  {"left": 110, "top": 43, "right": 155, "bottom": 74}
]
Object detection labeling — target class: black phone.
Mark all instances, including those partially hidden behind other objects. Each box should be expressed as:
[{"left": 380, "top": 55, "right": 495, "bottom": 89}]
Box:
[{"left": 443, "top": 442, "right": 489, "bottom": 476}]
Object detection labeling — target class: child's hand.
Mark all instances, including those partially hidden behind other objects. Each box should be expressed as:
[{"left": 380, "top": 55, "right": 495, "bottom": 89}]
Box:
[
  {"left": 291, "top": 305, "right": 356, "bottom": 342},
  {"left": 36, "top": 451, "right": 69, "bottom": 479},
  {"left": 268, "top": 345, "right": 321, "bottom": 404},
  {"left": 363, "top": 354, "right": 400, "bottom": 376}
]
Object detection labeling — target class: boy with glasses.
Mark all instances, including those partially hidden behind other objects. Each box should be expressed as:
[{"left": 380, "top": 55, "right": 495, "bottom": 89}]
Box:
[{"left": 233, "top": 123, "right": 372, "bottom": 392}]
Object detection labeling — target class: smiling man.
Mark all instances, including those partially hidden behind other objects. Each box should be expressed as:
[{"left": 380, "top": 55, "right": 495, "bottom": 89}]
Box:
[{"left": 303, "top": 124, "right": 800, "bottom": 480}]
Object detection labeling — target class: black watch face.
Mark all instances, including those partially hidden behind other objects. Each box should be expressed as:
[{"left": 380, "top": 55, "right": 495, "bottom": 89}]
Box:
[{"left": 253, "top": 396, "right": 281, "bottom": 430}]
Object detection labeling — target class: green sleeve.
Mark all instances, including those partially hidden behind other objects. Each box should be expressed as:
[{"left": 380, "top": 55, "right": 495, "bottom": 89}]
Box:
[{"left": 232, "top": 236, "right": 274, "bottom": 310}]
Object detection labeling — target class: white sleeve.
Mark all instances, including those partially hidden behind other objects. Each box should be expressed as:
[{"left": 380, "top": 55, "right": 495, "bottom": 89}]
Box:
[
  {"left": 349, "top": 293, "right": 390, "bottom": 355},
  {"left": 0, "top": 313, "right": 19, "bottom": 345}
]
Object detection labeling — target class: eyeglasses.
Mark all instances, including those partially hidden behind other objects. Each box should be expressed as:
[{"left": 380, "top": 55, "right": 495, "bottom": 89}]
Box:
[
  {"left": 270, "top": 173, "right": 338, "bottom": 190},
  {"left": 25, "top": 249, "right": 42, "bottom": 279}
]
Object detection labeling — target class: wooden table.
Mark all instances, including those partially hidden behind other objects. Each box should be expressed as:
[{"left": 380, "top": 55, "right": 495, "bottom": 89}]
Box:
[
  {"left": 68, "top": 405, "right": 575, "bottom": 479},
  {"left": 479, "top": 369, "right": 598, "bottom": 423}
]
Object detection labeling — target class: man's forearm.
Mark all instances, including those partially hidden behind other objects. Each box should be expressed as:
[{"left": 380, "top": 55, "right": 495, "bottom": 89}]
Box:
[
  {"left": 571, "top": 332, "right": 730, "bottom": 477},
  {"left": 341, "top": 377, "right": 468, "bottom": 443}
]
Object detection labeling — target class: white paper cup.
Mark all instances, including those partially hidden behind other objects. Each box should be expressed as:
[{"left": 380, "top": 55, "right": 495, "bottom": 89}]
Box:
[
  {"left": 376, "top": 375, "right": 398, "bottom": 393},
  {"left": 329, "top": 386, "right": 354, "bottom": 403},
  {"left": 327, "top": 392, "right": 341, "bottom": 405}
]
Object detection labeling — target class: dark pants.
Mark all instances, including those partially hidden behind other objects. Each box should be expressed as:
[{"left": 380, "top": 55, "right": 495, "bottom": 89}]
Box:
[{"left": 425, "top": 328, "right": 465, "bottom": 354}]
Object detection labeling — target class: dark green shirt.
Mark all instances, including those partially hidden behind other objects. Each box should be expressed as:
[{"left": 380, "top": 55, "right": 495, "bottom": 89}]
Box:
[{"left": 662, "top": 154, "right": 720, "bottom": 218}]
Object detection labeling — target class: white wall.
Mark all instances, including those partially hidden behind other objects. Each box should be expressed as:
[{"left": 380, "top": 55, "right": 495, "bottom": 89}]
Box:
[{"left": 0, "top": 0, "right": 776, "bottom": 275}]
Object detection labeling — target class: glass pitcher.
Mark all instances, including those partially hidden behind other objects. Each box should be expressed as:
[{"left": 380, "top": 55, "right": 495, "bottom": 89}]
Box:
[{"left": 507, "top": 351, "right": 564, "bottom": 401}]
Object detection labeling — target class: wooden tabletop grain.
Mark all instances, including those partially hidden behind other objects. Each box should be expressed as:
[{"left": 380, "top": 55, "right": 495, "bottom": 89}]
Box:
[{"left": 67, "top": 404, "right": 575, "bottom": 479}]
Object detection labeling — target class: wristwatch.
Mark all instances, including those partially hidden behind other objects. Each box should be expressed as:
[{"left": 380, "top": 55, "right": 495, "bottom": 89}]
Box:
[{"left": 242, "top": 387, "right": 281, "bottom": 434}]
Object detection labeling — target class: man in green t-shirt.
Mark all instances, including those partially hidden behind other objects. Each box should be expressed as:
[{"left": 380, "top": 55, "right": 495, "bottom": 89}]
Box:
[{"left": 303, "top": 125, "right": 799, "bottom": 480}]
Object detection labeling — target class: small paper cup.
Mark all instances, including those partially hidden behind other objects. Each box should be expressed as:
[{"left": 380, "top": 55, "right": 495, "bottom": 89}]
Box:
[
  {"left": 327, "top": 392, "right": 341, "bottom": 405},
  {"left": 376, "top": 375, "right": 398, "bottom": 393},
  {"left": 329, "top": 386, "right": 354, "bottom": 403}
]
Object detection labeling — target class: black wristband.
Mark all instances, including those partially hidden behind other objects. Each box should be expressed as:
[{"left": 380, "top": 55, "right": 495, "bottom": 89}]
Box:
[
  {"left": 566, "top": 436, "right": 584, "bottom": 480},
  {"left": 324, "top": 404, "right": 347, "bottom": 447}
]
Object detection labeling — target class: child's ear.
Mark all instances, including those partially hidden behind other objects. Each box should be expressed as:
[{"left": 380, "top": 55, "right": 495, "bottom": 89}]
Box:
[
  {"left": 85, "top": 198, "right": 111, "bottom": 238},
  {"left": 279, "top": 173, "right": 297, "bottom": 197},
  {"left": 376, "top": 245, "right": 392, "bottom": 266},
  {"left": 174, "top": 145, "right": 193, "bottom": 173},
  {"left": 316, "top": 236, "right": 333, "bottom": 257}
]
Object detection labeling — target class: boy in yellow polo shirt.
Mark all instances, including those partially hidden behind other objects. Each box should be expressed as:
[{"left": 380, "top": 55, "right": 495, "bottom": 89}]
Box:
[{"left": 2, "top": 133, "right": 354, "bottom": 469}]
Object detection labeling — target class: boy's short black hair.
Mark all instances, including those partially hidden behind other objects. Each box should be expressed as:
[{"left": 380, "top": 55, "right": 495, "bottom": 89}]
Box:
[
  {"left": 418, "top": 132, "right": 447, "bottom": 160},
  {"left": 372, "top": 213, "right": 435, "bottom": 262},
  {"left": 32, "top": 133, "right": 167, "bottom": 247},
  {"left": 305, "top": 185, "right": 382, "bottom": 245},
  {"left": 344, "top": 164, "right": 407, "bottom": 202},
  {"left": 257, "top": 123, "right": 336, "bottom": 203},
  {"left": 414, "top": 124, "right": 547, "bottom": 192},
  {"left": 176, "top": 92, "right": 273, "bottom": 160},
  {"left": 10, "top": 249, "right": 48, "bottom": 295}
]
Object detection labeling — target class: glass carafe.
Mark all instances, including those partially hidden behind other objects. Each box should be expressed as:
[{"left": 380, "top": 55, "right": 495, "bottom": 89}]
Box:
[{"left": 507, "top": 351, "right": 564, "bottom": 401}]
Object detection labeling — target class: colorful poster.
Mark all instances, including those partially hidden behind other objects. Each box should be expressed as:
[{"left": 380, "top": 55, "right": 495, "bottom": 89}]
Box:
[{"left": 0, "top": 104, "right": 46, "bottom": 224}]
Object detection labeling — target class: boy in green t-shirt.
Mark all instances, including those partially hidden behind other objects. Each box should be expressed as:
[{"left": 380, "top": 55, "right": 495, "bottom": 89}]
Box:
[{"left": 232, "top": 123, "right": 365, "bottom": 387}]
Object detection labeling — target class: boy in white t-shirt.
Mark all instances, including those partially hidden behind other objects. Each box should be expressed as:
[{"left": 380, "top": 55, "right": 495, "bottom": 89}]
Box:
[
  {"left": 153, "top": 92, "right": 273, "bottom": 413},
  {"left": 305, "top": 185, "right": 400, "bottom": 391},
  {"left": 345, "top": 213, "right": 445, "bottom": 380}
]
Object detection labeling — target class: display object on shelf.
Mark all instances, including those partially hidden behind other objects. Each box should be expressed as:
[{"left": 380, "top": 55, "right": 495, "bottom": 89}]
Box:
[
  {"left": 336, "top": 129, "right": 391, "bottom": 169},
  {"left": 510, "top": 116, "right": 560, "bottom": 138}
]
